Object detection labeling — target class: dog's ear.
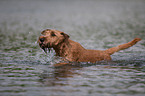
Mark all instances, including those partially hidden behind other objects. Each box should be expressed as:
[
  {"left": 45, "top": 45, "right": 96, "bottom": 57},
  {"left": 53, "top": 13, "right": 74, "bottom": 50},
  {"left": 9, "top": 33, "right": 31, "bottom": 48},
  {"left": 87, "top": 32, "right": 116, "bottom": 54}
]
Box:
[{"left": 61, "top": 32, "right": 70, "bottom": 39}]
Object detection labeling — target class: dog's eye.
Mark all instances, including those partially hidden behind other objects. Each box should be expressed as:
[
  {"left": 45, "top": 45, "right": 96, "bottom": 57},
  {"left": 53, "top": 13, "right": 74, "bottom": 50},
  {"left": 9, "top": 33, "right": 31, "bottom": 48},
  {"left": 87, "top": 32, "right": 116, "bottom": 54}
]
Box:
[
  {"left": 60, "top": 33, "right": 64, "bottom": 35},
  {"left": 51, "top": 33, "right": 56, "bottom": 37}
]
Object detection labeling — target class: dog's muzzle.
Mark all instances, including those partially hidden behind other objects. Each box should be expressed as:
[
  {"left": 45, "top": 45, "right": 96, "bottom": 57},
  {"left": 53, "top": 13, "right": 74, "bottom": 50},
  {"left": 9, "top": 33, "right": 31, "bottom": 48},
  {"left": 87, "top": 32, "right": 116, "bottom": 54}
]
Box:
[
  {"left": 40, "top": 43, "right": 51, "bottom": 54},
  {"left": 39, "top": 38, "right": 51, "bottom": 54}
]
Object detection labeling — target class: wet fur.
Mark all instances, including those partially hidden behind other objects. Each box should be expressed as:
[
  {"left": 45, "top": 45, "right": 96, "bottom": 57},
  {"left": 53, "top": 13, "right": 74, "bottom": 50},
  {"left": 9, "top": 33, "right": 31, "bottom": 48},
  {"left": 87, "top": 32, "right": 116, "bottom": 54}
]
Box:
[{"left": 38, "top": 29, "right": 141, "bottom": 63}]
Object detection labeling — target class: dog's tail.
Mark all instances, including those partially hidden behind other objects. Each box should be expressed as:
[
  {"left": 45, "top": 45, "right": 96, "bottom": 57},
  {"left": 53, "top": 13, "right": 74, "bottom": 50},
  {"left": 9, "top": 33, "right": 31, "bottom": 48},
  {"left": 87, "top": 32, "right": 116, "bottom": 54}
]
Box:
[{"left": 105, "top": 38, "right": 141, "bottom": 55}]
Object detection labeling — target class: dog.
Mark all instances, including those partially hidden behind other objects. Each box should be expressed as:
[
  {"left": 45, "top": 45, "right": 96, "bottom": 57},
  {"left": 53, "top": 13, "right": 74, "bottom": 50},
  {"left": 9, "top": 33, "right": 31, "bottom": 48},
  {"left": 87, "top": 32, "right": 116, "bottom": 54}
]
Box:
[{"left": 38, "top": 29, "right": 141, "bottom": 63}]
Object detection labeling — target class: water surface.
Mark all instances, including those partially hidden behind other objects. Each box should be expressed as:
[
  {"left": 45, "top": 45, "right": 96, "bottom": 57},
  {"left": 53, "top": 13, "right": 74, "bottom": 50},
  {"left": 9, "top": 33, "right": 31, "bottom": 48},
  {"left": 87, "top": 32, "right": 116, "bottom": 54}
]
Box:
[{"left": 0, "top": 0, "right": 145, "bottom": 96}]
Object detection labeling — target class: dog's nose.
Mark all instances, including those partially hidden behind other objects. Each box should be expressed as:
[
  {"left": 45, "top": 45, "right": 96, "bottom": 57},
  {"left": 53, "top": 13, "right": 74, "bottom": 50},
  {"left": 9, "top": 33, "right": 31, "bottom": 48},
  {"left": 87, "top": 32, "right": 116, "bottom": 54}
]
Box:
[{"left": 40, "top": 38, "right": 45, "bottom": 42}]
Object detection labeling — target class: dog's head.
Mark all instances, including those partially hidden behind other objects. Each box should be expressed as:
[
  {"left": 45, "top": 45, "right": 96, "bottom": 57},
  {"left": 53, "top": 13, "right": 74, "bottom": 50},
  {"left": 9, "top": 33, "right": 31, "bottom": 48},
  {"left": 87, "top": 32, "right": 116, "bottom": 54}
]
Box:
[{"left": 38, "top": 29, "right": 69, "bottom": 53}]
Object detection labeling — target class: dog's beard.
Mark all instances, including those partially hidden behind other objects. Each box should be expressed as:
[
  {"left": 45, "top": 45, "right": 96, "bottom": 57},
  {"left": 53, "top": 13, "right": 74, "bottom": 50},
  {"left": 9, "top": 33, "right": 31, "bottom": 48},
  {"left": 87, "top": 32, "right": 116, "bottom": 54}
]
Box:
[
  {"left": 41, "top": 43, "right": 52, "bottom": 54},
  {"left": 42, "top": 47, "right": 51, "bottom": 54}
]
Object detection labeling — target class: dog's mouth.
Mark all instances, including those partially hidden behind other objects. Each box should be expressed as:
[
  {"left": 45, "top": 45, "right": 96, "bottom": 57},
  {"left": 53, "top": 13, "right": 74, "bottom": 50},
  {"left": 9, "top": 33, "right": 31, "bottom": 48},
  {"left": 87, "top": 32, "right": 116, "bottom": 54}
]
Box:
[
  {"left": 40, "top": 43, "right": 52, "bottom": 54},
  {"left": 42, "top": 47, "right": 51, "bottom": 54}
]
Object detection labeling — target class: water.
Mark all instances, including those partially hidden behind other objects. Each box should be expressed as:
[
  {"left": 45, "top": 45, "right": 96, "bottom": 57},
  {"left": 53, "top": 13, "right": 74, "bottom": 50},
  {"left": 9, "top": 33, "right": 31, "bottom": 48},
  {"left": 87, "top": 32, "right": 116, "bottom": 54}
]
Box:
[{"left": 0, "top": 0, "right": 145, "bottom": 96}]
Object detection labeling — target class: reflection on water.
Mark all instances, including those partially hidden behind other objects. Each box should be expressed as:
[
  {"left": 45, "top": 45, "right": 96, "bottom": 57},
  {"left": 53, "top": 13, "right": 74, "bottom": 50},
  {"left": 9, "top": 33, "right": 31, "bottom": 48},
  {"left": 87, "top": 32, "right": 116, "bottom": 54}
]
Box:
[
  {"left": 0, "top": 0, "right": 145, "bottom": 96},
  {"left": 1, "top": 61, "right": 145, "bottom": 96},
  {"left": 39, "top": 63, "right": 81, "bottom": 86}
]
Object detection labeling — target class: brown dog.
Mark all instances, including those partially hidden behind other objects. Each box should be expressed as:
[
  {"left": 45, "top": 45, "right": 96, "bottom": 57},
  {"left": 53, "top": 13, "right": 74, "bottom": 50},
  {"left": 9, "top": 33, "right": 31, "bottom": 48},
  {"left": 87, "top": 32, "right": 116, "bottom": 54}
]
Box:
[{"left": 38, "top": 29, "right": 141, "bottom": 63}]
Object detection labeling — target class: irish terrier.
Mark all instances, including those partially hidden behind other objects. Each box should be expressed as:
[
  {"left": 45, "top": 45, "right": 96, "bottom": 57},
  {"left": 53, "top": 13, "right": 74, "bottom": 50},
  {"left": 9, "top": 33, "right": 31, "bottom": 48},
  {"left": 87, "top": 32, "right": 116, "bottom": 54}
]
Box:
[{"left": 38, "top": 29, "right": 141, "bottom": 63}]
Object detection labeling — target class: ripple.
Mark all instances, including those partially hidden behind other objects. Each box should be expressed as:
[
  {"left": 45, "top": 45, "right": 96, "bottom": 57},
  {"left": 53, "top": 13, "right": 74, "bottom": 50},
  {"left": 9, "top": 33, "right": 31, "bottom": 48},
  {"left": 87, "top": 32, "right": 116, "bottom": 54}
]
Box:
[{"left": 0, "top": 0, "right": 145, "bottom": 96}]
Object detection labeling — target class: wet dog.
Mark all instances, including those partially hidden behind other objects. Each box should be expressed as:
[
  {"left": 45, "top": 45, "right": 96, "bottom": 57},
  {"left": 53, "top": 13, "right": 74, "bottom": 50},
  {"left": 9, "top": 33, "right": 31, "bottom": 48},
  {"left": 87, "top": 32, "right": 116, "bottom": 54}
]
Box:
[{"left": 38, "top": 29, "right": 141, "bottom": 63}]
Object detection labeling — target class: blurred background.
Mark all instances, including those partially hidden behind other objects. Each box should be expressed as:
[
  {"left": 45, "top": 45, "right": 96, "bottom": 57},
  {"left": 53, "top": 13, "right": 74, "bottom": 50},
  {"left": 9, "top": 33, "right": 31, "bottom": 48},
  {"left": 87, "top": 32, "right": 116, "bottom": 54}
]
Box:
[{"left": 0, "top": 0, "right": 145, "bottom": 96}]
